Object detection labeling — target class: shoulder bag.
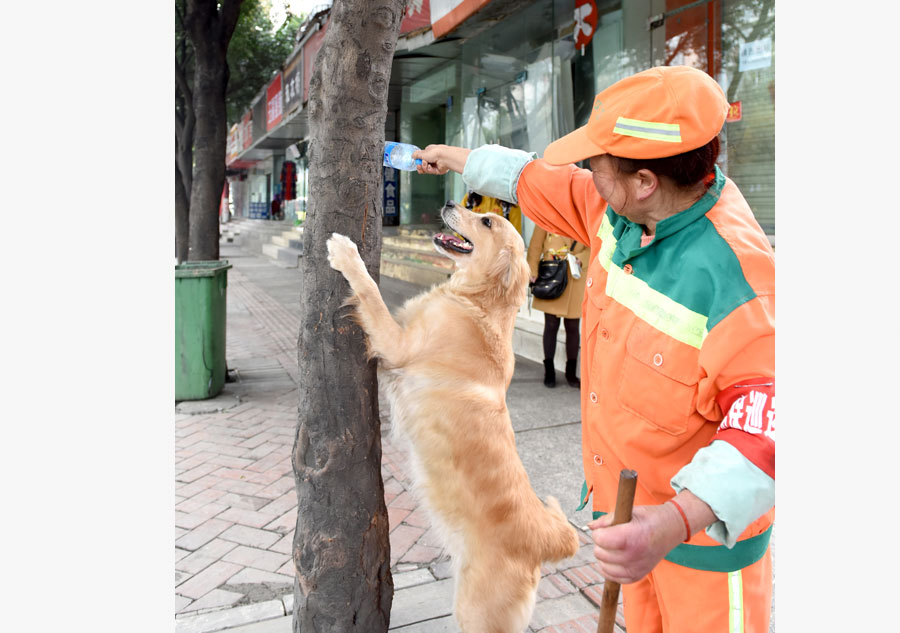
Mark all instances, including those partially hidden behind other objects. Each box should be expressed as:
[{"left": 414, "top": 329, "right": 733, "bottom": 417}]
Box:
[{"left": 530, "top": 240, "right": 577, "bottom": 300}]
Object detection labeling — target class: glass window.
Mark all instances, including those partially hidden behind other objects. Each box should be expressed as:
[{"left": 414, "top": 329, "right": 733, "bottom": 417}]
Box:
[{"left": 720, "top": 0, "right": 775, "bottom": 235}]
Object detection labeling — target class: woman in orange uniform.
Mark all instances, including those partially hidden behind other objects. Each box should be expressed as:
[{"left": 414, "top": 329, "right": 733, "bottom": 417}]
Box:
[{"left": 414, "top": 66, "right": 774, "bottom": 633}]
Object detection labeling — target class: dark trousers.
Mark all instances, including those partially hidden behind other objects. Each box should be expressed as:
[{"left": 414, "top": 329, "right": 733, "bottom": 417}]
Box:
[{"left": 542, "top": 314, "right": 580, "bottom": 362}]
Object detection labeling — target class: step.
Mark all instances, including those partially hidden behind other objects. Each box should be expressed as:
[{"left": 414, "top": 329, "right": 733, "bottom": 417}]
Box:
[
  {"left": 382, "top": 245, "right": 454, "bottom": 270},
  {"left": 383, "top": 233, "right": 437, "bottom": 253},
  {"left": 397, "top": 224, "right": 441, "bottom": 239},
  {"left": 380, "top": 256, "right": 452, "bottom": 287},
  {"left": 262, "top": 243, "right": 303, "bottom": 267}
]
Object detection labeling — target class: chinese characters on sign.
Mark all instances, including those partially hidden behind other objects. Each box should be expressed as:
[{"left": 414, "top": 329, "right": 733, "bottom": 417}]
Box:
[
  {"left": 726, "top": 101, "right": 742, "bottom": 122},
  {"left": 266, "top": 74, "right": 283, "bottom": 131},
  {"left": 283, "top": 52, "right": 303, "bottom": 116},
  {"left": 739, "top": 38, "right": 772, "bottom": 72}
]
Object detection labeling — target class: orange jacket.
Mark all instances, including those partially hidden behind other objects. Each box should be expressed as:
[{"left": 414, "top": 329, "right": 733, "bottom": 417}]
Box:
[{"left": 516, "top": 159, "right": 775, "bottom": 559}]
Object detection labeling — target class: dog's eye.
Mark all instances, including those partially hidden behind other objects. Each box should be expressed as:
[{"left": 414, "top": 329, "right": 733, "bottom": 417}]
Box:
[{"left": 481, "top": 216, "right": 492, "bottom": 229}]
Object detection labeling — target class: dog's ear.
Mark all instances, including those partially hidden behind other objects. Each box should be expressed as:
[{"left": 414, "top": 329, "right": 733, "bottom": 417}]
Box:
[{"left": 490, "top": 248, "right": 530, "bottom": 305}]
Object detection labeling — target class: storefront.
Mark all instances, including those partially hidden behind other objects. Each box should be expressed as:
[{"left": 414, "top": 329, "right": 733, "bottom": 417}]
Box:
[{"left": 391, "top": 0, "right": 775, "bottom": 239}]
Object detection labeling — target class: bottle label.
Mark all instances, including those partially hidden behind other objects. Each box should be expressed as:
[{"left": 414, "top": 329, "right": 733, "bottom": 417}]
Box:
[{"left": 384, "top": 142, "right": 399, "bottom": 166}]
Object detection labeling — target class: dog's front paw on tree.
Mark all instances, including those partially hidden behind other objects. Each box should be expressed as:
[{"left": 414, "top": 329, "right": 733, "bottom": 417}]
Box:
[{"left": 326, "top": 233, "right": 363, "bottom": 275}]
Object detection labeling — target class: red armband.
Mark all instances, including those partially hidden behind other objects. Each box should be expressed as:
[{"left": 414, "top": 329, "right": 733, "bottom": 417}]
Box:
[{"left": 714, "top": 379, "right": 775, "bottom": 478}]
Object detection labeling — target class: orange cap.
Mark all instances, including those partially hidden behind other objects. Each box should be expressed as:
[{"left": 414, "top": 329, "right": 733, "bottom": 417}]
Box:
[{"left": 543, "top": 66, "right": 728, "bottom": 165}]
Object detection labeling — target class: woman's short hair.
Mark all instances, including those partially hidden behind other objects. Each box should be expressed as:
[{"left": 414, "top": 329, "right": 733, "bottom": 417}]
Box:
[{"left": 611, "top": 136, "right": 720, "bottom": 189}]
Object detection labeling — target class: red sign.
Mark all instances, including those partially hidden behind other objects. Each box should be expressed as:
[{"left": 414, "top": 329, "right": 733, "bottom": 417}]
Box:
[
  {"left": 726, "top": 101, "right": 742, "bottom": 122},
  {"left": 400, "top": 0, "right": 431, "bottom": 34},
  {"left": 574, "top": 0, "right": 597, "bottom": 50},
  {"left": 266, "top": 73, "right": 283, "bottom": 131},
  {"left": 241, "top": 111, "right": 253, "bottom": 150}
]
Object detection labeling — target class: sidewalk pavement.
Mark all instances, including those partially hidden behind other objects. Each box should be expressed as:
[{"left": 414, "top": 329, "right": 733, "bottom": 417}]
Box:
[{"left": 174, "top": 238, "right": 625, "bottom": 633}]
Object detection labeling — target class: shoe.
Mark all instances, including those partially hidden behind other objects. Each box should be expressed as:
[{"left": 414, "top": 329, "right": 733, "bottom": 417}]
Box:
[
  {"left": 565, "top": 359, "right": 580, "bottom": 388},
  {"left": 543, "top": 360, "right": 556, "bottom": 388}
]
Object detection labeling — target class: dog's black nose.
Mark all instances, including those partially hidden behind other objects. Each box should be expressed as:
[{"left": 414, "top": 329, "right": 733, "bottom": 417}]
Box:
[{"left": 444, "top": 199, "right": 456, "bottom": 208}]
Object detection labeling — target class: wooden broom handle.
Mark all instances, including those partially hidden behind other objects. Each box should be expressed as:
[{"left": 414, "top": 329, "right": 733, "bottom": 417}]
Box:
[{"left": 596, "top": 469, "right": 638, "bottom": 633}]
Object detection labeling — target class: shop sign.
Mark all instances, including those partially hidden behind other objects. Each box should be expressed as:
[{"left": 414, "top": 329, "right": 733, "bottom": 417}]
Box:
[
  {"left": 227, "top": 124, "right": 240, "bottom": 164},
  {"left": 303, "top": 18, "right": 329, "bottom": 103},
  {"left": 726, "top": 101, "right": 742, "bottom": 122},
  {"left": 283, "top": 51, "right": 303, "bottom": 115},
  {"left": 252, "top": 96, "right": 267, "bottom": 143},
  {"left": 400, "top": 0, "right": 431, "bottom": 34},
  {"left": 266, "top": 73, "right": 283, "bottom": 131},
  {"left": 241, "top": 111, "right": 253, "bottom": 150},
  {"left": 383, "top": 166, "right": 399, "bottom": 219},
  {"left": 431, "top": 0, "right": 491, "bottom": 38},
  {"left": 739, "top": 38, "right": 772, "bottom": 72},
  {"left": 574, "top": 0, "right": 597, "bottom": 52}
]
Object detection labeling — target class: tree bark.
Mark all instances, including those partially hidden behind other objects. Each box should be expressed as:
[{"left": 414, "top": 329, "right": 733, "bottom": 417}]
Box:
[
  {"left": 185, "top": 0, "right": 242, "bottom": 261},
  {"left": 292, "top": 1, "right": 405, "bottom": 631},
  {"left": 175, "top": 161, "right": 190, "bottom": 263}
]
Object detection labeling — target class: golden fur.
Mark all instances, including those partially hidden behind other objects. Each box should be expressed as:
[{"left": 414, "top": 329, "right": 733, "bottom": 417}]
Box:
[{"left": 327, "top": 202, "right": 579, "bottom": 633}]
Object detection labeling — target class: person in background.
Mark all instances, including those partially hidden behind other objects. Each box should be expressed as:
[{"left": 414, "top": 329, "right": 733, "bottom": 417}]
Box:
[
  {"left": 526, "top": 226, "right": 590, "bottom": 388},
  {"left": 413, "top": 66, "right": 775, "bottom": 633},
  {"left": 461, "top": 189, "right": 523, "bottom": 235}
]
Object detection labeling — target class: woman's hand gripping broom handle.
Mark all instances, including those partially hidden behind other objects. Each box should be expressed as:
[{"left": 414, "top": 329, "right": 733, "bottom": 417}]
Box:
[{"left": 596, "top": 469, "right": 638, "bottom": 633}]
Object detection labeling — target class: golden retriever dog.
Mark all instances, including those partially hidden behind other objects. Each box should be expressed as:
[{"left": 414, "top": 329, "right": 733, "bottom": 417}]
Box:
[{"left": 326, "top": 201, "right": 579, "bottom": 633}]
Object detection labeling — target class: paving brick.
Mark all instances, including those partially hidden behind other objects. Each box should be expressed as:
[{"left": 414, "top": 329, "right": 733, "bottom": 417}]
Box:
[
  {"left": 257, "top": 476, "right": 296, "bottom": 500},
  {"left": 174, "top": 594, "right": 193, "bottom": 614},
  {"left": 220, "top": 524, "right": 281, "bottom": 549},
  {"left": 178, "top": 588, "right": 244, "bottom": 614},
  {"left": 400, "top": 544, "right": 443, "bottom": 565},
  {"left": 270, "top": 533, "right": 293, "bottom": 555},
  {"left": 246, "top": 467, "right": 286, "bottom": 486},
  {"left": 176, "top": 488, "right": 228, "bottom": 513},
  {"left": 225, "top": 567, "right": 294, "bottom": 586},
  {"left": 175, "top": 537, "right": 242, "bottom": 574},
  {"left": 390, "top": 525, "right": 425, "bottom": 563},
  {"left": 389, "top": 490, "right": 418, "bottom": 511},
  {"left": 175, "top": 503, "right": 229, "bottom": 530},
  {"left": 175, "top": 560, "right": 243, "bottom": 599},
  {"left": 208, "top": 454, "right": 256, "bottom": 470},
  {"left": 257, "top": 490, "right": 296, "bottom": 517},
  {"left": 223, "top": 545, "right": 291, "bottom": 573},
  {"left": 263, "top": 508, "right": 296, "bottom": 534},
  {"left": 213, "top": 478, "right": 266, "bottom": 497},
  {"left": 389, "top": 506, "right": 411, "bottom": 531},
  {"left": 562, "top": 562, "right": 605, "bottom": 589},
  {"left": 403, "top": 507, "right": 432, "bottom": 529},
  {"left": 177, "top": 462, "right": 222, "bottom": 484},
  {"left": 217, "top": 506, "right": 279, "bottom": 529},
  {"left": 176, "top": 517, "right": 234, "bottom": 552},
  {"left": 539, "top": 573, "right": 578, "bottom": 599},
  {"left": 176, "top": 474, "right": 222, "bottom": 499}
]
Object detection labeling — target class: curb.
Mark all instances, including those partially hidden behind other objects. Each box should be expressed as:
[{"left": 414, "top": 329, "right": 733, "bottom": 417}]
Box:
[{"left": 175, "top": 594, "right": 293, "bottom": 633}]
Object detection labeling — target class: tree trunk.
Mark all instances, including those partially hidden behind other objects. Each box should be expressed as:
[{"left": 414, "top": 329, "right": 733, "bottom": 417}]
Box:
[
  {"left": 292, "top": 1, "right": 405, "bottom": 631},
  {"left": 185, "top": 0, "right": 242, "bottom": 261},
  {"left": 175, "top": 162, "right": 190, "bottom": 263}
]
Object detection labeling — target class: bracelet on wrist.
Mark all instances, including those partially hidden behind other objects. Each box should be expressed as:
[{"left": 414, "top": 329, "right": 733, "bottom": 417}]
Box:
[{"left": 667, "top": 499, "right": 692, "bottom": 542}]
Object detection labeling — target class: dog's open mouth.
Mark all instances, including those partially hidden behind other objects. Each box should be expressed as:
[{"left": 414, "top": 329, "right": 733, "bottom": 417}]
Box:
[{"left": 433, "top": 229, "right": 473, "bottom": 254}]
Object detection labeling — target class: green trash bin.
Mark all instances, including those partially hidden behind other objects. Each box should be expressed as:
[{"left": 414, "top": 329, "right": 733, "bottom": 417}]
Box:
[{"left": 175, "top": 260, "right": 233, "bottom": 401}]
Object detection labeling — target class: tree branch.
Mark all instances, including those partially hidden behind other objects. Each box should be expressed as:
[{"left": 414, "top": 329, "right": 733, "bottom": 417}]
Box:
[{"left": 219, "top": 0, "right": 244, "bottom": 45}]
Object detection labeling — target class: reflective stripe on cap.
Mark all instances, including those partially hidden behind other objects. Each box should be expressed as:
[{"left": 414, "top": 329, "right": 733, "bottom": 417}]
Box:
[{"left": 613, "top": 117, "right": 682, "bottom": 143}]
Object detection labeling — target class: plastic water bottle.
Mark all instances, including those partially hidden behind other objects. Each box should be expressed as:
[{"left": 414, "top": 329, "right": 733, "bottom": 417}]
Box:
[{"left": 383, "top": 142, "right": 422, "bottom": 171}]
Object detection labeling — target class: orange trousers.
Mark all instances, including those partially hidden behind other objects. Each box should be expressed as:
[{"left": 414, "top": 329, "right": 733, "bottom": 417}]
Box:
[{"left": 621, "top": 548, "right": 772, "bottom": 633}]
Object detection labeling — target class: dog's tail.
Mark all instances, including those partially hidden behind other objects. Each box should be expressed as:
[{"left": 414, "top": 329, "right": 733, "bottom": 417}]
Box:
[{"left": 536, "top": 496, "right": 580, "bottom": 563}]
